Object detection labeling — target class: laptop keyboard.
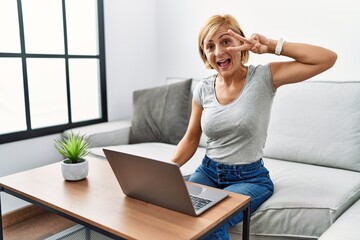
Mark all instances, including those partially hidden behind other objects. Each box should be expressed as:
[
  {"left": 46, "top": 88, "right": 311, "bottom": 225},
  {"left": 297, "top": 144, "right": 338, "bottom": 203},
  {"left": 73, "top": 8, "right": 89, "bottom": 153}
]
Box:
[{"left": 190, "top": 195, "right": 213, "bottom": 211}]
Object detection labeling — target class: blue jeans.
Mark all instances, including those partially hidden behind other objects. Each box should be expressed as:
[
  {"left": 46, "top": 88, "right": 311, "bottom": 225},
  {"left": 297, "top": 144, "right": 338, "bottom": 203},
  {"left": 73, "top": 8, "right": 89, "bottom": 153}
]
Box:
[{"left": 188, "top": 155, "right": 274, "bottom": 240}]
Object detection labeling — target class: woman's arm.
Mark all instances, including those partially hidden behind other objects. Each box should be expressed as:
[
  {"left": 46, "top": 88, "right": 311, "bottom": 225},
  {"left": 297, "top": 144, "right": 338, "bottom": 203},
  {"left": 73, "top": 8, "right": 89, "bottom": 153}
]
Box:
[
  {"left": 171, "top": 99, "right": 203, "bottom": 167},
  {"left": 269, "top": 41, "right": 337, "bottom": 89},
  {"left": 227, "top": 30, "right": 337, "bottom": 89}
]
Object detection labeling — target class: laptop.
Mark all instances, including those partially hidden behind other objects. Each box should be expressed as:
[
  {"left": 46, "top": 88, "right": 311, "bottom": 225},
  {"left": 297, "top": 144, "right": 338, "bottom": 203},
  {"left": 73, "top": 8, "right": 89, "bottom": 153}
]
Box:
[{"left": 103, "top": 149, "right": 229, "bottom": 216}]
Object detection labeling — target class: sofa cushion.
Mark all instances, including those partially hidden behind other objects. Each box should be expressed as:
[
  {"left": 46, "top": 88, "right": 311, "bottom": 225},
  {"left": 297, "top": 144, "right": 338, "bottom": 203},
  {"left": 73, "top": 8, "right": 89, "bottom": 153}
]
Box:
[
  {"left": 91, "top": 142, "right": 205, "bottom": 178},
  {"left": 229, "top": 157, "right": 360, "bottom": 239},
  {"left": 318, "top": 199, "right": 360, "bottom": 240},
  {"left": 166, "top": 77, "right": 208, "bottom": 148},
  {"left": 263, "top": 81, "right": 360, "bottom": 172},
  {"left": 129, "top": 79, "right": 192, "bottom": 145}
]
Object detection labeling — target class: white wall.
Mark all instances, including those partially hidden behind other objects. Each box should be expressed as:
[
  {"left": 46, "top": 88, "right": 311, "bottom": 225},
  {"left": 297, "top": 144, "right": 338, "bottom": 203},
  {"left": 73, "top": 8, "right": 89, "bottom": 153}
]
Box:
[
  {"left": 105, "top": 0, "right": 158, "bottom": 121},
  {"left": 156, "top": 0, "right": 360, "bottom": 82},
  {"left": 1, "top": 0, "right": 359, "bottom": 213}
]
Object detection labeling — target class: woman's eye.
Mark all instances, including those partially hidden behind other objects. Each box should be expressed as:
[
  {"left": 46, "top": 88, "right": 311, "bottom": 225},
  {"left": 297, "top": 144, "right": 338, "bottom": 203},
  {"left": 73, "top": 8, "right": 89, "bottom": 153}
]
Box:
[
  {"left": 222, "top": 39, "right": 231, "bottom": 46},
  {"left": 206, "top": 45, "right": 214, "bottom": 51}
]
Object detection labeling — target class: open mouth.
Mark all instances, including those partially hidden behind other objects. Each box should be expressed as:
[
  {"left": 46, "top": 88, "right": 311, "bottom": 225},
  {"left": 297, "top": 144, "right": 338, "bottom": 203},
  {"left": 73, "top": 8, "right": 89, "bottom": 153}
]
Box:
[{"left": 217, "top": 59, "right": 231, "bottom": 69}]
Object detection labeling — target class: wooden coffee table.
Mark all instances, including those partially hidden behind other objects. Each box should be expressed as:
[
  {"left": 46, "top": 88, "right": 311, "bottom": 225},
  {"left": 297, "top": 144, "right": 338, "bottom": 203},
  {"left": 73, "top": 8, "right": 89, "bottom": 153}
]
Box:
[{"left": 0, "top": 156, "right": 250, "bottom": 239}]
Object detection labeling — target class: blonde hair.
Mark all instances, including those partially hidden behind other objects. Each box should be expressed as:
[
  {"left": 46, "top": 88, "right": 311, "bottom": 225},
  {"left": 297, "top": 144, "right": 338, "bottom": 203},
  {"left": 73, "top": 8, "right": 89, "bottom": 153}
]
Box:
[{"left": 198, "top": 14, "right": 249, "bottom": 69}]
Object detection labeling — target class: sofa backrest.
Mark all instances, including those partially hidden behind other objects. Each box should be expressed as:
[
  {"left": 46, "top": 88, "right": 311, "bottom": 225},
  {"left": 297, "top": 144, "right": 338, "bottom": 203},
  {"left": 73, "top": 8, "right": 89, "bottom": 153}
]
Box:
[{"left": 263, "top": 81, "right": 360, "bottom": 172}]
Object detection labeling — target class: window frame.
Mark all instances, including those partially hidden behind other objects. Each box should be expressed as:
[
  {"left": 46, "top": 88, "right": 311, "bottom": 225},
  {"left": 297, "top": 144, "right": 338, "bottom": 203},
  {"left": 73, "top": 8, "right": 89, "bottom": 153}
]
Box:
[{"left": 0, "top": 0, "right": 107, "bottom": 144}]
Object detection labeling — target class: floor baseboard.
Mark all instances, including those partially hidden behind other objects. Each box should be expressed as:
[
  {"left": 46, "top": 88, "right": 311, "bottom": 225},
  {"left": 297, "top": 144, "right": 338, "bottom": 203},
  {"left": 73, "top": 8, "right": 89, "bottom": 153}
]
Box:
[{"left": 2, "top": 204, "right": 46, "bottom": 228}]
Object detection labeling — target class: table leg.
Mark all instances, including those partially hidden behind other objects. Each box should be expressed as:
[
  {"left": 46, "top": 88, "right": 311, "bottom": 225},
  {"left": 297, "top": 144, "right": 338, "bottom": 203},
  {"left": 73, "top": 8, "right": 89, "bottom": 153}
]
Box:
[
  {"left": 85, "top": 227, "right": 91, "bottom": 239},
  {"left": 242, "top": 206, "right": 250, "bottom": 240},
  {"left": 0, "top": 191, "right": 3, "bottom": 240}
]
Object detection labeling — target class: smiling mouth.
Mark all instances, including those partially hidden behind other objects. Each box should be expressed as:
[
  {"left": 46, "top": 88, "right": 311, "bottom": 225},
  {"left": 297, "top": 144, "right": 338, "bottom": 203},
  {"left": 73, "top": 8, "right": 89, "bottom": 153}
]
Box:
[{"left": 217, "top": 59, "right": 231, "bottom": 68}]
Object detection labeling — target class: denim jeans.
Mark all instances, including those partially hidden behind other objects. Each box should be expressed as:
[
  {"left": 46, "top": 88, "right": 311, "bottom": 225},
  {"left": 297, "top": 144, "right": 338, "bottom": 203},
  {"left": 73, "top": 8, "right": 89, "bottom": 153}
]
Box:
[{"left": 188, "top": 155, "right": 274, "bottom": 240}]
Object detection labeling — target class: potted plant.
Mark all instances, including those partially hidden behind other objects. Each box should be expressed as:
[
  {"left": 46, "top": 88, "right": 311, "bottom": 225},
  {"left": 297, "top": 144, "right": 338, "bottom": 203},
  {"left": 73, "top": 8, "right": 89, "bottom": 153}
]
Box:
[{"left": 54, "top": 131, "right": 91, "bottom": 181}]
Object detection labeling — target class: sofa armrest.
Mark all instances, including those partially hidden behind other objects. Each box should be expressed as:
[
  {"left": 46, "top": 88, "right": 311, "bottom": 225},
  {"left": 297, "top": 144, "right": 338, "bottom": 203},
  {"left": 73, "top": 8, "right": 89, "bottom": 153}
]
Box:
[{"left": 63, "top": 119, "right": 131, "bottom": 148}]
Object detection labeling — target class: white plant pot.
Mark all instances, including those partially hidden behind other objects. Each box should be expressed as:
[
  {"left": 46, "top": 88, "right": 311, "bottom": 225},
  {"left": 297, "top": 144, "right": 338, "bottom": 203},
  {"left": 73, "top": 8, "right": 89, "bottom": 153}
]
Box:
[{"left": 61, "top": 159, "right": 89, "bottom": 181}]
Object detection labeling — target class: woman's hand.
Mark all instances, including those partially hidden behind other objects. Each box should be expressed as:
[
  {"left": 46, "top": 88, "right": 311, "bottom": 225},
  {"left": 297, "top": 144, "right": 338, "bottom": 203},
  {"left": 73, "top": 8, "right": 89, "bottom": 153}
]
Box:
[{"left": 227, "top": 30, "right": 274, "bottom": 54}]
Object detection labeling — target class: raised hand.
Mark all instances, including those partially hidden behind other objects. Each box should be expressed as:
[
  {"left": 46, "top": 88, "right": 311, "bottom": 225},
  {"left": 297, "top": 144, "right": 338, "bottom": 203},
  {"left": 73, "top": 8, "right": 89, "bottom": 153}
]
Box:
[{"left": 227, "top": 30, "right": 272, "bottom": 54}]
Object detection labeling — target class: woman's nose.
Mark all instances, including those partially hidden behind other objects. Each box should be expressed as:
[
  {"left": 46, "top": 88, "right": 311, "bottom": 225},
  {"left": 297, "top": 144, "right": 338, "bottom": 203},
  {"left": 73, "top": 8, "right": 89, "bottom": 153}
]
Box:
[{"left": 214, "top": 46, "right": 224, "bottom": 56}]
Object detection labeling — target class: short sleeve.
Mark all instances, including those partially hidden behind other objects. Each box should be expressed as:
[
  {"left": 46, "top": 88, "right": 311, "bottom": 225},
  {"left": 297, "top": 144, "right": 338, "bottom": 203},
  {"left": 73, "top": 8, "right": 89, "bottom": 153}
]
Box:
[
  {"left": 263, "top": 63, "right": 276, "bottom": 93},
  {"left": 192, "top": 80, "right": 203, "bottom": 107}
]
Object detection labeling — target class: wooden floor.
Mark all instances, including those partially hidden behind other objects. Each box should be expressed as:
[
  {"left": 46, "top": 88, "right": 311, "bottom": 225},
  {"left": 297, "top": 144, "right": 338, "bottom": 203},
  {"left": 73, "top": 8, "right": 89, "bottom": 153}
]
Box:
[{"left": 3, "top": 210, "right": 77, "bottom": 240}]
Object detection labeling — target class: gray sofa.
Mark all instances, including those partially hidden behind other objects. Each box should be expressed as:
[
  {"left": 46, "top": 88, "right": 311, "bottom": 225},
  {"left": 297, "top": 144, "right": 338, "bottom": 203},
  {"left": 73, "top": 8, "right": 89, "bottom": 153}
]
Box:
[{"left": 64, "top": 79, "right": 360, "bottom": 240}]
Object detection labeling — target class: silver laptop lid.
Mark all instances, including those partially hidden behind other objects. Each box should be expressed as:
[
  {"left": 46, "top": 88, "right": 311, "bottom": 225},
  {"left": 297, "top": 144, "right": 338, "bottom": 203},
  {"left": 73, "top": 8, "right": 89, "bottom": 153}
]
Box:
[{"left": 103, "top": 148, "right": 228, "bottom": 216}]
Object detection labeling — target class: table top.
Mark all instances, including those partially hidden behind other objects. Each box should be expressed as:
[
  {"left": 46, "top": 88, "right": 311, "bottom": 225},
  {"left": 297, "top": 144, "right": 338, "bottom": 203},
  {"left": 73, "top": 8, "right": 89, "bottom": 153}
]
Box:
[{"left": 0, "top": 156, "right": 250, "bottom": 240}]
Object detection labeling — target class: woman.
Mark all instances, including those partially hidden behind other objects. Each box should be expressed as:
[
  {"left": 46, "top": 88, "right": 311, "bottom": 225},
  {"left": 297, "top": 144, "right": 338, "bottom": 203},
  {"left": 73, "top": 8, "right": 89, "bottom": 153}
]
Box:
[{"left": 171, "top": 14, "right": 337, "bottom": 240}]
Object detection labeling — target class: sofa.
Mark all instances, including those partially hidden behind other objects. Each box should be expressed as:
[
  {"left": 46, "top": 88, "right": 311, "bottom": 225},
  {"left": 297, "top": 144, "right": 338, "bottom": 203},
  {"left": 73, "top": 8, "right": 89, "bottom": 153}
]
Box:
[{"left": 64, "top": 78, "right": 360, "bottom": 240}]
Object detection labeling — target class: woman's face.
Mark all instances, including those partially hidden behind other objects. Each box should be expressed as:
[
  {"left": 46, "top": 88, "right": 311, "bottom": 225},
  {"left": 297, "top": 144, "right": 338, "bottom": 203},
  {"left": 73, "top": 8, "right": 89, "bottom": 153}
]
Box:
[{"left": 203, "top": 25, "right": 242, "bottom": 77}]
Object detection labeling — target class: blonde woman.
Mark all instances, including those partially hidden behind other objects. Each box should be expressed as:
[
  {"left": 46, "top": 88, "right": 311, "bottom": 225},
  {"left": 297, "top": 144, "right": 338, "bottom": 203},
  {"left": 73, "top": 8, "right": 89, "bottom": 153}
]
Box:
[{"left": 171, "top": 14, "right": 337, "bottom": 240}]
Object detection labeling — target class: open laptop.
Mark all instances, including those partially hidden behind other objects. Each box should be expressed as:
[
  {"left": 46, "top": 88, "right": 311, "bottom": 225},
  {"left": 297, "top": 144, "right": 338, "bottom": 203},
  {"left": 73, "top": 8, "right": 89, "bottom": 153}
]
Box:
[{"left": 103, "top": 149, "right": 229, "bottom": 216}]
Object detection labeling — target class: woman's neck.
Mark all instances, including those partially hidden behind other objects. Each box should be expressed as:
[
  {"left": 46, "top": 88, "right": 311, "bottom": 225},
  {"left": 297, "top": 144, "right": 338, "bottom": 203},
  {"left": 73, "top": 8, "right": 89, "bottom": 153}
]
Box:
[{"left": 217, "top": 64, "right": 247, "bottom": 86}]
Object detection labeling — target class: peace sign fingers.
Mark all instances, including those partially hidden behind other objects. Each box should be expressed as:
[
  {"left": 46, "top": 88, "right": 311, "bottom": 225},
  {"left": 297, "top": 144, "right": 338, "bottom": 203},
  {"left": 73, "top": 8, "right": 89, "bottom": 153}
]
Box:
[
  {"left": 227, "top": 30, "right": 256, "bottom": 52},
  {"left": 227, "top": 30, "right": 270, "bottom": 54}
]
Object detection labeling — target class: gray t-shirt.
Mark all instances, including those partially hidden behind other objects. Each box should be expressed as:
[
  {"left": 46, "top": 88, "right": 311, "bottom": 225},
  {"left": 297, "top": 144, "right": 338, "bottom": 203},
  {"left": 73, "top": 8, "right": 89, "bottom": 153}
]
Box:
[{"left": 193, "top": 64, "right": 276, "bottom": 164}]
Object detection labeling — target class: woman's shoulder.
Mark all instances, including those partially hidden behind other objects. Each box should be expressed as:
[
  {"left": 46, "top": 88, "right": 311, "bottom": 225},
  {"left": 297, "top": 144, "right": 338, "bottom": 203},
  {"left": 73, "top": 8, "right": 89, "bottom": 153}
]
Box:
[
  {"left": 202, "top": 74, "right": 216, "bottom": 85},
  {"left": 247, "top": 63, "right": 275, "bottom": 92},
  {"left": 247, "top": 64, "right": 272, "bottom": 81},
  {"left": 194, "top": 74, "right": 216, "bottom": 90},
  {"left": 193, "top": 74, "right": 216, "bottom": 98},
  {"left": 247, "top": 64, "right": 271, "bottom": 75}
]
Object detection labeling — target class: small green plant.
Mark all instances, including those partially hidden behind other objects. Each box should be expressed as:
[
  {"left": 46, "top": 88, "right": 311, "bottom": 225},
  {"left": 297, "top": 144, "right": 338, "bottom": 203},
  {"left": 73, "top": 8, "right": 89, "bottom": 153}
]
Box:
[{"left": 54, "top": 131, "right": 90, "bottom": 164}]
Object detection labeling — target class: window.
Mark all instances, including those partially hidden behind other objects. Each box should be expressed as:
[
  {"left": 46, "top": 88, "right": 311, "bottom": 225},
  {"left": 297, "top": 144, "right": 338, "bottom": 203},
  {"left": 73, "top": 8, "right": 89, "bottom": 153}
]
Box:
[{"left": 0, "top": 0, "right": 107, "bottom": 144}]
